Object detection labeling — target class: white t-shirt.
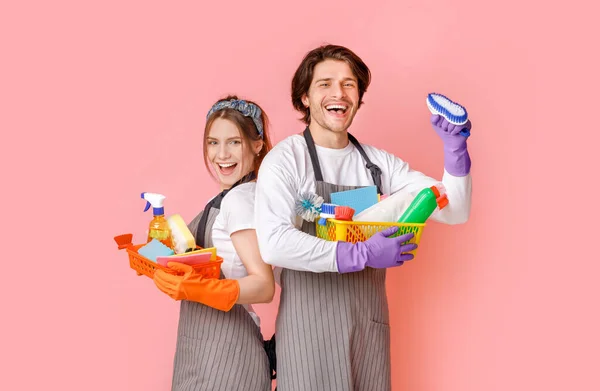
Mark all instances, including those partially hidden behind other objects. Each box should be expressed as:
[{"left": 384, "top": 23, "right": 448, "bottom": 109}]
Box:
[
  {"left": 211, "top": 182, "right": 261, "bottom": 327},
  {"left": 254, "top": 134, "right": 472, "bottom": 274}
]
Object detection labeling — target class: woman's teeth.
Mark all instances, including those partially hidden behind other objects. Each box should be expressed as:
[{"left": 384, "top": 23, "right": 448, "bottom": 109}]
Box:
[{"left": 217, "top": 162, "right": 237, "bottom": 175}]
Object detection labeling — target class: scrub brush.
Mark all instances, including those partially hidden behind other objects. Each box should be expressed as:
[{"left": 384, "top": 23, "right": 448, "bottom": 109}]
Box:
[
  {"left": 295, "top": 192, "right": 324, "bottom": 222},
  {"left": 318, "top": 203, "right": 337, "bottom": 225},
  {"left": 426, "top": 92, "right": 470, "bottom": 137},
  {"left": 335, "top": 206, "right": 355, "bottom": 221},
  {"left": 114, "top": 233, "right": 133, "bottom": 249}
]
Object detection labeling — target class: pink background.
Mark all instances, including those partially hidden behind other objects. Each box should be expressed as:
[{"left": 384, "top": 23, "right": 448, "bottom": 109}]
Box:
[{"left": 2, "top": 0, "right": 597, "bottom": 390}]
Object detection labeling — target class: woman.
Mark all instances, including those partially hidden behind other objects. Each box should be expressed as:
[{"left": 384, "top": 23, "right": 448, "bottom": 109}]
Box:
[{"left": 153, "top": 95, "right": 276, "bottom": 391}]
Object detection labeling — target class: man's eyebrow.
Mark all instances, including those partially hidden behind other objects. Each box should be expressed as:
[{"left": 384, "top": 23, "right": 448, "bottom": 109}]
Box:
[{"left": 314, "top": 77, "right": 357, "bottom": 83}]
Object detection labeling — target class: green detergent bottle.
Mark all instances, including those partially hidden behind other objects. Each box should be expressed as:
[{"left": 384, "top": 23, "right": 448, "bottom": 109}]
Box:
[{"left": 397, "top": 185, "right": 449, "bottom": 223}]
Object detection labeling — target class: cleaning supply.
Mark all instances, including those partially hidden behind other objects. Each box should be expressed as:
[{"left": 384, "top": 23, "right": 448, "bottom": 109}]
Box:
[
  {"left": 318, "top": 203, "right": 337, "bottom": 225},
  {"left": 114, "top": 233, "right": 133, "bottom": 249},
  {"left": 353, "top": 190, "right": 416, "bottom": 223},
  {"left": 138, "top": 238, "right": 175, "bottom": 263},
  {"left": 167, "top": 214, "right": 196, "bottom": 254},
  {"left": 428, "top": 93, "right": 473, "bottom": 176},
  {"left": 426, "top": 92, "right": 470, "bottom": 137},
  {"left": 153, "top": 262, "right": 240, "bottom": 311},
  {"left": 334, "top": 206, "right": 355, "bottom": 221},
  {"left": 141, "top": 192, "right": 173, "bottom": 249},
  {"left": 330, "top": 186, "right": 379, "bottom": 215},
  {"left": 397, "top": 186, "right": 448, "bottom": 224},
  {"left": 295, "top": 192, "right": 324, "bottom": 222},
  {"left": 156, "top": 251, "right": 211, "bottom": 267},
  {"left": 181, "top": 247, "right": 217, "bottom": 261}
]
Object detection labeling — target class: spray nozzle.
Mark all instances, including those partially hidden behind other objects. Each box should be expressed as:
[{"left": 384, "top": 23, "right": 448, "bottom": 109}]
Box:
[{"left": 141, "top": 192, "right": 166, "bottom": 216}]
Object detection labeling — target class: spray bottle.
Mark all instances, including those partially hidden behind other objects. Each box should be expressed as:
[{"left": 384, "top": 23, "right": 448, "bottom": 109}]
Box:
[
  {"left": 141, "top": 192, "right": 173, "bottom": 249},
  {"left": 396, "top": 185, "right": 449, "bottom": 224}
]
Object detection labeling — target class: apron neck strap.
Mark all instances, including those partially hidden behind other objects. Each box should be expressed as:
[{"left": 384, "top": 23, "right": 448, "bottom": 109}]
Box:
[
  {"left": 302, "top": 127, "right": 384, "bottom": 194},
  {"left": 303, "top": 126, "right": 324, "bottom": 182},
  {"left": 195, "top": 171, "right": 256, "bottom": 247}
]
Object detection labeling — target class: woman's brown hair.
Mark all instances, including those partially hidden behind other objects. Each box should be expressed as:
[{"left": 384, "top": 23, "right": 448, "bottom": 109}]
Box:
[
  {"left": 291, "top": 44, "right": 372, "bottom": 124},
  {"left": 203, "top": 95, "right": 272, "bottom": 180}
]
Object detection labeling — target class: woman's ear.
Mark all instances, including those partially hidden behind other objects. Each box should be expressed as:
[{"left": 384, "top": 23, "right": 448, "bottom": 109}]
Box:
[{"left": 253, "top": 139, "right": 264, "bottom": 156}]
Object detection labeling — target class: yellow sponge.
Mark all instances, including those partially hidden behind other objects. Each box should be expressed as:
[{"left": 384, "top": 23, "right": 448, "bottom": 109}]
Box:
[
  {"left": 167, "top": 214, "right": 196, "bottom": 254},
  {"left": 174, "top": 247, "right": 217, "bottom": 261}
]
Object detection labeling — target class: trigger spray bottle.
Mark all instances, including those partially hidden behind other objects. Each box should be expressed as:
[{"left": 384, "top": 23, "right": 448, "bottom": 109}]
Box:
[{"left": 141, "top": 192, "right": 173, "bottom": 249}]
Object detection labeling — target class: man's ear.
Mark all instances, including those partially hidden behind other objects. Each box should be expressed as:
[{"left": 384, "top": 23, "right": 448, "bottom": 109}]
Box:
[{"left": 301, "top": 94, "right": 309, "bottom": 107}]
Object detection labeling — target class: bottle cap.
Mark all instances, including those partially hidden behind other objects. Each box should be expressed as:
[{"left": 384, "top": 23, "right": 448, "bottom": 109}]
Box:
[{"left": 436, "top": 193, "right": 449, "bottom": 210}]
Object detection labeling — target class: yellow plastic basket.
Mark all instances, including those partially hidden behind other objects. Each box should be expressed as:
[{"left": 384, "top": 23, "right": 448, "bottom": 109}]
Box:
[{"left": 316, "top": 219, "right": 425, "bottom": 256}]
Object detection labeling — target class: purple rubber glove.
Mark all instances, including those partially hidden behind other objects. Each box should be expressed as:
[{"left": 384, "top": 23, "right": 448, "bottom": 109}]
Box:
[
  {"left": 335, "top": 226, "right": 417, "bottom": 273},
  {"left": 431, "top": 114, "right": 472, "bottom": 177}
]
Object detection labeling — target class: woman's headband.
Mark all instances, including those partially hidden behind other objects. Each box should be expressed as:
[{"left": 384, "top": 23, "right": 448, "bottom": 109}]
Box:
[{"left": 206, "top": 99, "right": 263, "bottom": 138}]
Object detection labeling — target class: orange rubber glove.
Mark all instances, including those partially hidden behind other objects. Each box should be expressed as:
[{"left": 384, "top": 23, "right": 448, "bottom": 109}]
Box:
[{"left": 153, "top": 262, "right": 240, "bottom": 312}]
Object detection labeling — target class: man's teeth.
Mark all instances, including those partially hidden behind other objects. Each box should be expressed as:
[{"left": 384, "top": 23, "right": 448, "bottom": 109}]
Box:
[
  {"left": 219, "top": 163, "right": 236, "bottom": 168},
  {"left": 326, "top": 104, "right": 347, "bottom": 112}
]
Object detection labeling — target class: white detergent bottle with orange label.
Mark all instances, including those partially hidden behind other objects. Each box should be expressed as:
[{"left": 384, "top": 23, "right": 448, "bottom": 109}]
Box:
[
  {"left": 141, "top": 192, "right": 173, "bottom": 249},
  {"left": 353, "top": 190, "right": 415, "bottom": 223},
  {"left": 354, "top": 185, "right": 448, "bottom": 223}
]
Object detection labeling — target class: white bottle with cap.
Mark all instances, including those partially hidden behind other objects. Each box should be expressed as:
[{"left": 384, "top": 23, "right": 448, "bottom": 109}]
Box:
[{"left": 353, "top": 190, "right": 417, "bottom": 223}]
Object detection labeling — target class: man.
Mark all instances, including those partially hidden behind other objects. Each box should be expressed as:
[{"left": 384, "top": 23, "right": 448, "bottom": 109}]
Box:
[{"left": 255, "top": 44, "right": 472, "bottom": 391}]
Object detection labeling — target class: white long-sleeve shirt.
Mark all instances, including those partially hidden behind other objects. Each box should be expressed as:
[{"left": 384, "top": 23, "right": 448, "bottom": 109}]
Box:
[{"left": 254, "top": 134, "right": 472, "bottom": 273}]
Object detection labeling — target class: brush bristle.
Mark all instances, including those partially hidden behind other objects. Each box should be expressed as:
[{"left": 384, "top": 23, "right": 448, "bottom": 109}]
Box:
[
  {"left": 295, "top": 192, "right": 324, "bottom": 222},
  {"left": 114, "top": 233, "right": 133, "bottom": 249},
  {"left": 321, "top": 203, "right": 336, "bottom": 215},
  {"left": 427, "top": 93, "right": 468, "bottom": 125},
  {"left": 335, "top": 206, "right": 355, "bottom": 221}
]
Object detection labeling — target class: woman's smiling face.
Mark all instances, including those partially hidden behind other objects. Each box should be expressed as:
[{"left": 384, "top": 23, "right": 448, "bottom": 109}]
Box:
[{"left": 206, "top": 117, "right": 262, "bottom": 189}]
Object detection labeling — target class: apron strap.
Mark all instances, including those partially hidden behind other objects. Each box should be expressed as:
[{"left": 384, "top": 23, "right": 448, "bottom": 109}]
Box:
[
  {"left": 195, "top": 171, "right": 256, "bottom": 247},
  {"left": 303, "top": 127, "right": 324, "bottom": 182},
  {"left": 348, "top": 132, "right": 384, "bottom": 195},
  {"left": 302, "top": 127, "right": 384, "bottom": 194}
]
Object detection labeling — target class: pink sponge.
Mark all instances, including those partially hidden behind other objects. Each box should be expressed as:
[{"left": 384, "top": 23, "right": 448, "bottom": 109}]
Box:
[{"left": 156, "top": 252, "right": 212, "bottom": 267}]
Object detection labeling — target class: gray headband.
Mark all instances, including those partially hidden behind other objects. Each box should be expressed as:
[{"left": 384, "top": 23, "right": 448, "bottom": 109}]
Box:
[{"left": 206, "top": 99, "right": 263, "bottom": 138}]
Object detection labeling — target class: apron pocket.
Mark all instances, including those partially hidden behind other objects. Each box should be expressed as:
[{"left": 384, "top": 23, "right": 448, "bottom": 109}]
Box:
[
  {"left": 363, "top": 321, "right": 392, "bottom": 390},
  {"left": 172, "top": 335, "right": 221, "bottom": 390},
  {"left": 176, "top": 334, "right": 225, "bottom": 367},
  {"left": 370, "top": 318, "right": 390, "bottom": 327},
  {"left": 366, "top": 320, "right": 391, "bottom": 359},
  {"left": 368, "top": 319, "right": 391, "bottom": 333}
]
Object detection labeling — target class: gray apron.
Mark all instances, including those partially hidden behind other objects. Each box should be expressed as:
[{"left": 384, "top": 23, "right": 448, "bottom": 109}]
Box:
[
  {"left": 275, "top": 128, "right": 391, "bottom": 391},
  {"left": 170, "top": 173, "right": 271, "bottom": 391}
]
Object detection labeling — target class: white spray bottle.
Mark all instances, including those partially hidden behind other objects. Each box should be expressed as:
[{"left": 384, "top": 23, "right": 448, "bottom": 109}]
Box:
[{"left": 141, "top": 192, "right": 173, "bottom": 249}]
